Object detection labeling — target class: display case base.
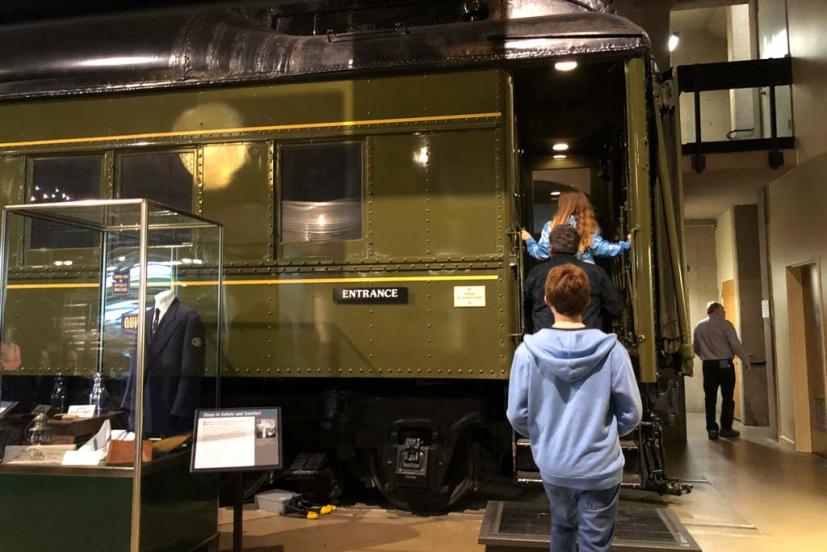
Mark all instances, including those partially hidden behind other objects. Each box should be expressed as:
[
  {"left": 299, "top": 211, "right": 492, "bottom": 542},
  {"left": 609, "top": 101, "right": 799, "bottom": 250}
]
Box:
[{"left": 0, "top": 454, "right": 217, "bottom": 552}]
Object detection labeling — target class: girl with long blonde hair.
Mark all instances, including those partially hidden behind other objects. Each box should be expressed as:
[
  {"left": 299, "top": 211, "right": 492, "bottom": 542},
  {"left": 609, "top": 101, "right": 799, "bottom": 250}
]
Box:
[{"left": 520, "top": 190, "right": 630, "bottom": 263}]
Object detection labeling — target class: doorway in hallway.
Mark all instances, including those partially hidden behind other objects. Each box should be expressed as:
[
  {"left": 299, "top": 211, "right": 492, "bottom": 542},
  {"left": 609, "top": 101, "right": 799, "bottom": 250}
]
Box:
[{"left": 786, "top": 263, "right": 827, "bottom": 457}]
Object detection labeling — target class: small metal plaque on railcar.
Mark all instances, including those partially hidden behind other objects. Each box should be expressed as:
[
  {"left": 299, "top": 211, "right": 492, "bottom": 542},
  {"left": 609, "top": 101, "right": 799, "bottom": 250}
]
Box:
[{"left": 333, "top": 287, "right": 408, "bottom": 304}]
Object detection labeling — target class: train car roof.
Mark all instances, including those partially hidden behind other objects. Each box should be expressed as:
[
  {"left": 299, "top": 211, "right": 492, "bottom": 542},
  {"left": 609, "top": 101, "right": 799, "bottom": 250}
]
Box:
[{"left": 0, "top": 0, "right": 648, "bottom": 101}]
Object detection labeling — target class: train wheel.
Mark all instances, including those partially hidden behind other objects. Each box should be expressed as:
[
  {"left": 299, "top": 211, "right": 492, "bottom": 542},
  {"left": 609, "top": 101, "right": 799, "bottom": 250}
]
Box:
[{"left": 368, "top": 434, "right": 476, "bottom": 513}]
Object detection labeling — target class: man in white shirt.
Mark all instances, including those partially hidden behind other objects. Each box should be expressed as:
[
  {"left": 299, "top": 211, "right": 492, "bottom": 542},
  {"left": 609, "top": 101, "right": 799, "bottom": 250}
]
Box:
[{"left": 693, "top": 302, "right": 751, "bottom": 441}]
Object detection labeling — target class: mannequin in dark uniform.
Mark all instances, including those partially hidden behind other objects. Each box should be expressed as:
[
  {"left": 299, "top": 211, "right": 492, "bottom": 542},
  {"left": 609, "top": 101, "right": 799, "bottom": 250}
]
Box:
[{"left": 123, "top": 290, "right": 205, "bottom": 437}]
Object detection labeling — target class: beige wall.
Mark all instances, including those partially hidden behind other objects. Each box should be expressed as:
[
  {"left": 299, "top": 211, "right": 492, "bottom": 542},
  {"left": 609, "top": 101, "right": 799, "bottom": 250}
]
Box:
[
  {"left": 716, "top": 209, "right": 736, "bottom": 287},
  {"left": 733, "top": 204, "right": 770, "bottom": 425},
  {"left": 727, "top": 4, "right": 759, "bottom": 138},
  {"left": 683, "top": 153, "right": 793, "bottom": 220},
  {"left": 762, "top": 0, "right": 827, "bottom": 450},
  {"left": 733, "top": 205, "right": 765, "bottom": 361},
  {"left": 685, "top": 221, "right": 719, "bottom": 413},
  {"left": 767, "top": 153, "right": 827, "bottom": 449},
  {"left": 670, "top": 23, "right": 731, "bottom": 144},
  {"left": 756, "top": 0, "right": 794, "bottom": 139},
  {"left": 787, "top": 0, "right": 827, "bottom": 163}
]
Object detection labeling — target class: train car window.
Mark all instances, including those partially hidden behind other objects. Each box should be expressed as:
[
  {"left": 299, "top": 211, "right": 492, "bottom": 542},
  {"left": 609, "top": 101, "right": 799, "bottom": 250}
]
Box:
[
  {"left": 118, "top": 151, "right": 194, "bottom": 211},
  {"left": 279, "top": 142, "right": 362, "bottom": 243},
  {"left": 28, "top": 156, "right": 103, "bottom": 248}
]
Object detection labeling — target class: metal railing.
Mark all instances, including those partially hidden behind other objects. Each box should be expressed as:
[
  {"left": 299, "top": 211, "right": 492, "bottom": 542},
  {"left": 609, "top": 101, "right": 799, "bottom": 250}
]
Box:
[{"left": 671, "top": 57, "right": 794, "bottom": 173}]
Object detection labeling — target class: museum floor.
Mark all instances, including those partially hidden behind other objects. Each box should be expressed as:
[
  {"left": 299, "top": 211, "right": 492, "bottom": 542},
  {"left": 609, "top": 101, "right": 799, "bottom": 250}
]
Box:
[{"left": 218, "top": 414, "right": 827, "bottom": 552}]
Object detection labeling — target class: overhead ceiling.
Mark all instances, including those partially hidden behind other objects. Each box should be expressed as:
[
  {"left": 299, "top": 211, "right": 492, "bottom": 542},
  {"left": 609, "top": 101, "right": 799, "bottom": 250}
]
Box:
[
  {"left": 514, "top": 60, "right": 627, "bottom": 156},
  {"left": 670, "top": 6, "right": 728, "bottom": 41}
]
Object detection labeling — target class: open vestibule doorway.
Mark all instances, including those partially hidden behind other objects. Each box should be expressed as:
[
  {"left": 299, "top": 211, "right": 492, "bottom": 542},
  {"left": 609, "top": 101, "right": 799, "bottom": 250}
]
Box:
[{"left": 786, "top": 263, "right": 827, "bottom": 457}]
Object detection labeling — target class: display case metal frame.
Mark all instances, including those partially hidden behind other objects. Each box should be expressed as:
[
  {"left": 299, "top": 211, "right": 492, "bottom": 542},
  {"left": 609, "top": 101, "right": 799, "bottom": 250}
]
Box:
[{"left": 0, "top": 198, "right": 223, "bottom": 552}]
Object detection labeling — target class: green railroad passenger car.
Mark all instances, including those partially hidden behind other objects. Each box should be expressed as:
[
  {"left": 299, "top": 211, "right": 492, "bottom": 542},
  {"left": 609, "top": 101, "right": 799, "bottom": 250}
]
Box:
[{"left": 0, "top": 0, "right": 693, "bottom": 511}]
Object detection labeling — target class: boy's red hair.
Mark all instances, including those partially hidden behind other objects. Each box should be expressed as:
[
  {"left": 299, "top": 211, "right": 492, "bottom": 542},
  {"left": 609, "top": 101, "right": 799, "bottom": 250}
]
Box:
[{"left": 545, "top": 264, "right": 590, "bottom": 317}]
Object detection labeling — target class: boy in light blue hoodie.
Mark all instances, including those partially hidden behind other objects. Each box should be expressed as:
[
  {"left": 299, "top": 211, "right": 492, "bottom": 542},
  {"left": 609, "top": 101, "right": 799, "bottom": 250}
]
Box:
[{"left": 507, "top": 264, "right": 642, "bottom": 552}]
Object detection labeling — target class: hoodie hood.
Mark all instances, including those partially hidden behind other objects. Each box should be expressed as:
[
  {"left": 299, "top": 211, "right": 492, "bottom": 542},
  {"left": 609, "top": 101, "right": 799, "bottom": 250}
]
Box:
[{"left": 523, "top": 328, "right": 618, "bottom": 383}]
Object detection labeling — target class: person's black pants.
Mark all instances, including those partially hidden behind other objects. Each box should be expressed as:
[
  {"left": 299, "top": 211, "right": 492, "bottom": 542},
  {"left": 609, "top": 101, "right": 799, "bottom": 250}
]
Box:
[{"left": 702, "top": 359, "right": 736, "bottom": 431}]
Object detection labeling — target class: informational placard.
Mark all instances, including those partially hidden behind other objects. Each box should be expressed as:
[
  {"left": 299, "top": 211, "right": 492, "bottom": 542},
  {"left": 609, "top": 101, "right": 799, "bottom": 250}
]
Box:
[
  {"left": 190, "top": 407, "right": 282, "bottom": 473},
  {"left": 454, "top": 285, "right": 486, "bottom": 307},
  {"left": 333, "top": 287, "right": 408, "bottom": 304},
  {"left": 4, "top": 445, "right": 76, "bottom": 465},
  {"left": 112, "top": 269, "right": 130, "bottom": 294},
  {"left": 67, "top": 404, "right": 96, "bottom": 418}
]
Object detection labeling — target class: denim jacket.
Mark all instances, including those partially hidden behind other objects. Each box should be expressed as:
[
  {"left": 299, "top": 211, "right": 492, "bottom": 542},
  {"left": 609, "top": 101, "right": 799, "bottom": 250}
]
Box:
[{"left": 525, "top": 216, "right": 630, "bottom": 264}]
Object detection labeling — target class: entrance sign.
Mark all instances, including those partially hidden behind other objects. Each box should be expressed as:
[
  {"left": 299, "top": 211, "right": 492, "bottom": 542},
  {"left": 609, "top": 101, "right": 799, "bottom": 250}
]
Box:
[
  {"left": 333, "top": 287, "right": 408, "bottom": 304},
  {"left": 191, "top": 407, "right": 282, "bottom": 472}
]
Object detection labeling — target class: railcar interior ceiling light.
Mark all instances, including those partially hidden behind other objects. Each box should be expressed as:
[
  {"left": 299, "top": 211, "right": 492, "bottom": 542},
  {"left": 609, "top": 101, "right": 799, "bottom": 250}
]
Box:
[
  {"left": 552, "top": 143, "right": 569, "bottom": 152},
  {"left": 668, "top": 33, "right": 680, "bottom": 52},
  {"left": 554, "top": 60, "right": 578, "bottom": 72},
  {"left": 553, "top": 154, "right": 567, "bottom": 160}
]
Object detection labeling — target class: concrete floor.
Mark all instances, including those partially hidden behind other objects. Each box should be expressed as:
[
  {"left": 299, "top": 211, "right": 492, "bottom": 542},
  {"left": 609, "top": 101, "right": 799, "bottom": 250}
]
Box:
[{"left": 218, "top": 414, "right": 827, "bottom": 552}]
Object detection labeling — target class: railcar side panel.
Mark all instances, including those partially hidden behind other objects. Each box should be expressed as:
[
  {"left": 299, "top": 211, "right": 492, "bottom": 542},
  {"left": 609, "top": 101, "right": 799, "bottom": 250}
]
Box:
[
  {"left": 0, "top": 69, "right": 516, "bottom": 382},
  {"left": 0, "top": 71, "right": 503, "bottom": 150}
]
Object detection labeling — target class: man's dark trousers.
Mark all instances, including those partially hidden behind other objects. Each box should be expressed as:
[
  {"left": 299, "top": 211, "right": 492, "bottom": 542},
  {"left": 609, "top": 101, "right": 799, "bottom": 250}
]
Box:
[{"left": 702, "top": 359, "right": 735, "bottom": 431}]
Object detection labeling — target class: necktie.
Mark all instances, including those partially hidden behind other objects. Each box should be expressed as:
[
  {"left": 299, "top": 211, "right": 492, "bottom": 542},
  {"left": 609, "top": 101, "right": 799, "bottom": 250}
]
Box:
[{"left": 152, "top": 307, "right": 160, "bottom": 336}]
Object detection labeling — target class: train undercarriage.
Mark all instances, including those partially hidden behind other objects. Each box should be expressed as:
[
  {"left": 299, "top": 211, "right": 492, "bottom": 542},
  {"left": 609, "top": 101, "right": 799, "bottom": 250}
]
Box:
[{"left": 222, "top": 377, "right": 689, "bottom": 512}]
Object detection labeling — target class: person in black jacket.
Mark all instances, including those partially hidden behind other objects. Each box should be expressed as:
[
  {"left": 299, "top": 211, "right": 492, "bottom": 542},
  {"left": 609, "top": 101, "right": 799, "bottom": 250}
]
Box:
[{"left": 525, "top": 224, "right": 624, "bottom": 332}]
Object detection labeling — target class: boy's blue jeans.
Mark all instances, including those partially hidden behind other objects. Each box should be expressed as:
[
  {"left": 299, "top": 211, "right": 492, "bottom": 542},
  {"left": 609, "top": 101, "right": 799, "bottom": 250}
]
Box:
[{"left": 543, "top": 482, "right": 620, "bottom": 552}]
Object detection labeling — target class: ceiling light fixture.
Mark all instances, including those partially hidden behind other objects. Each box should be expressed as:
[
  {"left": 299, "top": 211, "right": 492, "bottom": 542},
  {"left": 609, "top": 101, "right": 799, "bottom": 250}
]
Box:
[
  {"left": 554, "top": 61, "right": 578, "bottom": 72},
  {"left": 553, "top": 154, "right": 568, "bottom": 160},
  {"left": 552, "top": 143, "right": 569, "bottom": 152},
  {"left": 668, "top": 33, "right": 680, "bottom": 53},
  {"left": 551, "top": 191, "right": 562, "bottom": 197}
]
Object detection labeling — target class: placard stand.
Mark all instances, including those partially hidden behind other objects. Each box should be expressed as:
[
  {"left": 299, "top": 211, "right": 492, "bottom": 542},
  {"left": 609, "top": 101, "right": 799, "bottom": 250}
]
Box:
[{"left": 190, "top": 407, "right": 283, "bottom": 552}]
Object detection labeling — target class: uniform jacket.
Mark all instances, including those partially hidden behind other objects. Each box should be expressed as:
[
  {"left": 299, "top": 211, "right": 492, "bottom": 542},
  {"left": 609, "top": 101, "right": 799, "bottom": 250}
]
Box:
[{"left": 122, "top": 298, "right": 205, "bottom": 437}]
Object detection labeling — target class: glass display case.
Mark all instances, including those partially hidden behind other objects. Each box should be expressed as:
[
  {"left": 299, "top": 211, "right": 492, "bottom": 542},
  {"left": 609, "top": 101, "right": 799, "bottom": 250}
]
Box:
[{"left": 0, "top": 199, "right": 223, "bottom": 552}]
